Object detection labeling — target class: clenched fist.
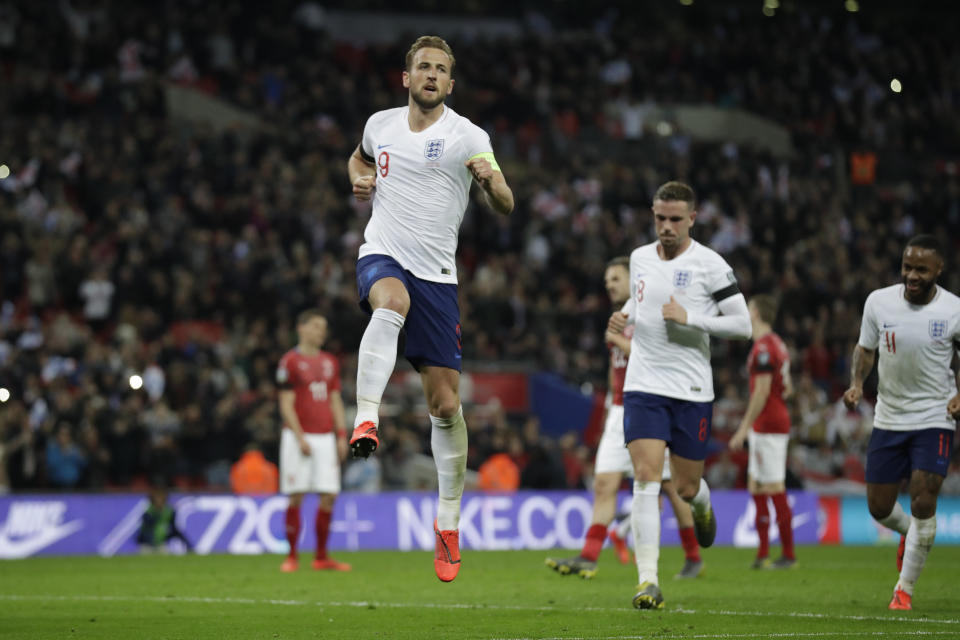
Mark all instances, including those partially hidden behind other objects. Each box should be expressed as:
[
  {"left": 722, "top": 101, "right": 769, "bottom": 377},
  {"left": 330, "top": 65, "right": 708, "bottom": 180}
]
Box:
[
  {"left": 465, "top": 157, "right": 495, "bottom": 188},
  {"left": 353, "top": 175, "right": 376, "bottom": 201},
  {"left": 842, "top": 386, "right": 862, "bottom": 411}
]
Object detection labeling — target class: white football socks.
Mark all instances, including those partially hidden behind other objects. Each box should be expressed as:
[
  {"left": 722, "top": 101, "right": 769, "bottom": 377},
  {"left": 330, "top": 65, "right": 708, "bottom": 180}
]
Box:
[
  {"left": 354, "top": 308, "right": 405, "bottom": 428},
  {"left": 431, "top": 406, "right": 468, "bottom": 531},
  {"left": 897, "top": 515, "right": 936, "bottom": 596},
  {"left": 879, "top": 501, "right": 910, "bottom": 535},
  {"left": 632, "top": 480, "right": 661, "bottom": 586},
  {"left": 689, "top": 477, "right": 712, "bottom": 516}
]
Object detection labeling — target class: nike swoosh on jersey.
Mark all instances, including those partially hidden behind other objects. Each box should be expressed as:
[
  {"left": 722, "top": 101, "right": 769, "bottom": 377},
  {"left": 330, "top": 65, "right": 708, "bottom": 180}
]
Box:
[{"left": 377, "top": 144, "right": 393, "bottom": 149}]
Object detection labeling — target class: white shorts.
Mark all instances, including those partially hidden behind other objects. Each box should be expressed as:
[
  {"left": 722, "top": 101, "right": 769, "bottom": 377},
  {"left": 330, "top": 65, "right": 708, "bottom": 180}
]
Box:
[
  {"left": 747, "top": 431, "right": 789, "bottom": 484},
  {"left": 594, "top": 405, "right": 673, "bottom": 481},
  {"left": 280, "top": 429, "right": 341, "bottom": 495},
  {"left": 595, "top": 405, "right": 633, "bottom": 475}
]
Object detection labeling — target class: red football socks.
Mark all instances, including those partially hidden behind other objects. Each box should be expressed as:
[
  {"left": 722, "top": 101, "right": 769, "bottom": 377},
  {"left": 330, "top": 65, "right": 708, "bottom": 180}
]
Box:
[
  {"left": 315, "top": 508, "right": 332, "bottom": 561},
  {"left": 679, "top": 526, "right": 701, "bottom": 562},
  {"left": 285, "top": 506, "right": 301, "bottom": 559},
  {"left": 580, "top": 524, "right": 608, "bottom": 562},
  {"left": 772, "top": 493, "right": 795, "bottom": 560},
  {"left": 753, "top": 494, "right": 770, "bottom": 559}
]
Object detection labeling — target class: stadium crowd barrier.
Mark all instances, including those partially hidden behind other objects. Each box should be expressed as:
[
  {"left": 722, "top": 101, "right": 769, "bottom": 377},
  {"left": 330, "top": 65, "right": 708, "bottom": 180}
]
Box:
[{"left": 1, "top": 491, "right": 959, "bottom": 559}]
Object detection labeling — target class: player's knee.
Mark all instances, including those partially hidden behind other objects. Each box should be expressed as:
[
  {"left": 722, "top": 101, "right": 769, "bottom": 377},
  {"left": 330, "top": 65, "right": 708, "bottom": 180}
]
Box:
[
  {"left": 631, "top": 463, "right": 660, "bottom": 483},
  {"left": 867, "top": 499, "right": 894, "bottom": 521},
  {"left": 428, "top": 398, "right": 459, "bottom": 419},
  {"left": 373, "top": 290, "right": 410, "bottom": 316},
  {"left": 593, "top": 475, "right": 619, "bottom": 498},
  {"left": 910, "top": 496, "right": 937, "bottom": 520},
  {"left": 676, "top": 481, "right": 699, "bottom": 502},
  {"left": 382, "top": 298, "right": 410, "bottom": 316}
]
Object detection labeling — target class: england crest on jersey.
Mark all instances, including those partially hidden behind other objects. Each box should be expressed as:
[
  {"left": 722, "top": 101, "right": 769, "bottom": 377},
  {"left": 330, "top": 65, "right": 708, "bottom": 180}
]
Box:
[
  {"left": 929, "top": 319, "right": 947, "bottom": 338},
  {"left": 425, "top": 138, "right": 445, "bottom": 161},
  {"left": 673, "top": 270, "right": 692, "bottom": 288}
]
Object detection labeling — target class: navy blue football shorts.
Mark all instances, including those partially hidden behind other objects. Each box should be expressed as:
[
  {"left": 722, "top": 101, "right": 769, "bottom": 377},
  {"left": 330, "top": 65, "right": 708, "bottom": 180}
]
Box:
[
  {"left": 356, "top": 254, "right": 462, "bottom": 372},
  {"left": 865, "top": 427, "right": 953, "bottom": 483},
  {"left": 623, "top": 390, "right": 713, "bottom": 460}
]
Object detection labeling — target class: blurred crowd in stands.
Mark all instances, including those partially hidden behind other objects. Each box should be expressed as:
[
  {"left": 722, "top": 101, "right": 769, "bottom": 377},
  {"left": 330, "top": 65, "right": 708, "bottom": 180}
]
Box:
[{"left": 1, "top": 0, "right": 959, "bottom": 495}]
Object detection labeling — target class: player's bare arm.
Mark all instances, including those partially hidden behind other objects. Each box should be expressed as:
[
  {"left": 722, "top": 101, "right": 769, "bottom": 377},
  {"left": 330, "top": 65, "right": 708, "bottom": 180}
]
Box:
[
  {"left": 602, "top": 367, "right": 616, "bottom": 424},
  {"left": 843, "top": 345, "right": 876, "bottom": 410},
  {"left": 730, "top": 374, "right": 772, "bottom": 451},
  {"left": 348, "top": 144, "right": 377, "bottom": 201},
  {"left": 949, "top": 392, "right": 960, "bottom": 419},
  {"left": 948, "top": 349, "right": 960, "bottom": 418},
  {"left": 605, "top": 329, "right": 631, "bottom": 354},
  {"left": 782, "top": 369, "right": 795, "bottom": 400},
  {"left": 608, "top": 311, "right": 629, "bottom": 335},
  {"left": 465, "top": 156, "right": 513, "bottom": 215},
  {"left": 279, "top": 389, "right": 312, "bottom": 456},
  {"left": 330, "top": 390, "right": 348, "bottom": 461}
]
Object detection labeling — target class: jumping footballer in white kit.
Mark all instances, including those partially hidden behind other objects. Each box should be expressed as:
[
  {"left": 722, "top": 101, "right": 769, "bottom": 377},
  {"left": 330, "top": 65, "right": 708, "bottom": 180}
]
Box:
[{"left": 346, "top": 35, "right": 514, "bottom": 583}]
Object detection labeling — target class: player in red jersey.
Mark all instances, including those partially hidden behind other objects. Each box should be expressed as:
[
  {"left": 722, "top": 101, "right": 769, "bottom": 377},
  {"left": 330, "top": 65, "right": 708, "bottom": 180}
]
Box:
[
  {"left": 730, "top": 295, "right": 795, "bottom": 569},
  {"left": 276, "top": 310, "right": 350, "bottom": 572},
  {"left": 546, "top": 258, "right": 702, "bottom": 579}
]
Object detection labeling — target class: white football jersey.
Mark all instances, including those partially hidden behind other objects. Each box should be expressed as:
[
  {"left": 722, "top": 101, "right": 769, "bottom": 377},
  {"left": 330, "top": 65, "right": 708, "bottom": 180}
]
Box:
[
  {"left": 359, "top": 105, "right": 493, "bottom": 284},
  {"left": 857, "top": 284, "right": 960, "bottom": 432},
  {"left": 622, "top": 240, "right": 740, "bottom": 402}
]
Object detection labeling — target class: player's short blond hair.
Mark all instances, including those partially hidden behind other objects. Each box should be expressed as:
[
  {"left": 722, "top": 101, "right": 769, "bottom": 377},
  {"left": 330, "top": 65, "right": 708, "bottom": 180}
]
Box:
[
  {"left": 297, "top": 309, "right": 326, "bottom": 327},
  {"left": 405, "top": 36, "right": 456, "bottom": 74},
  {"left": 750, "top": 294, "right": 778, "bottom": 325}
]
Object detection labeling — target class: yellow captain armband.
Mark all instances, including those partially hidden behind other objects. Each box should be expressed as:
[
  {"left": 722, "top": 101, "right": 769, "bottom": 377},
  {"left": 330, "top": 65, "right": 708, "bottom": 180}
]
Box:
[{"left": 468, "top": 152, "right": 501, "bottom": 172}]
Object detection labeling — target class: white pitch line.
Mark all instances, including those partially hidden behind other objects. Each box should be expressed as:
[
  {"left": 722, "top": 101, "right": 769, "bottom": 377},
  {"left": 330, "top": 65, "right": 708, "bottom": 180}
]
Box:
[
  {"left": 494, "top": 633, "right": 960, "bottom": 640},
  {"left": 673, "top": 606, "right": 960, "bottom": 626},
  {"left": 0, "top": 594, "right": 957, "bottom": 628}
]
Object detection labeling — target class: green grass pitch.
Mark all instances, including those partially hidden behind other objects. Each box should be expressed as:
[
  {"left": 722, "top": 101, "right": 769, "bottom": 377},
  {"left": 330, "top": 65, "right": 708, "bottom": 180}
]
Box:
[{"left": 1, "top": 546, "right": 958, "bottom": 639}]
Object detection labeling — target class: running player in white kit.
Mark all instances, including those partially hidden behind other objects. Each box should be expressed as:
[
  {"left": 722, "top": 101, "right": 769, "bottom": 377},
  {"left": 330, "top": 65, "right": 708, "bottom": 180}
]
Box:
[
  {"left": 346, "top": 36, "right": 514, "bottom": 583},
  {"left": 546, "top": 257, "right": 702, "bottom": 579},
  {"left": 608, "top": 181, "right": 752, "bottom": 609},
  {"left": 843, "top": 235, "right": 960, "bottom": 611}
]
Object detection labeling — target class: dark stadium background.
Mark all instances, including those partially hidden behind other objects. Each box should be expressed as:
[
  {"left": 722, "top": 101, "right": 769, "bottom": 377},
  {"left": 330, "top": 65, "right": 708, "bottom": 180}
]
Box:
[{"left": 1, "top": 0, "right": 959, "bottom": 498}]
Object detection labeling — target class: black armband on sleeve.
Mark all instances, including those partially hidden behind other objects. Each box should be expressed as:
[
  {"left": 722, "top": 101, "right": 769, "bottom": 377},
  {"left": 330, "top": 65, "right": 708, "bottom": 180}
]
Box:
[
  {"left": 711, "top": 282, "right": 740, "bottom": 303},
  {"left": 754, "top": 350, "right": 774, "bottom": 372},
  {"left": 359, "top": 146, "right": 374, "bottom": 163}
]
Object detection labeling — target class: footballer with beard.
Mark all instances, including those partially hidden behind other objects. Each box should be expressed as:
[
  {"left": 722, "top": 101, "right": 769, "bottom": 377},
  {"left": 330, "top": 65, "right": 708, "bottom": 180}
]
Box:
[
  {"left": 346, "top": 36, "right": 513, "bottom": 583},
  {"left": 843, "top": 234, "right": 960, "bottom": 610}
]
